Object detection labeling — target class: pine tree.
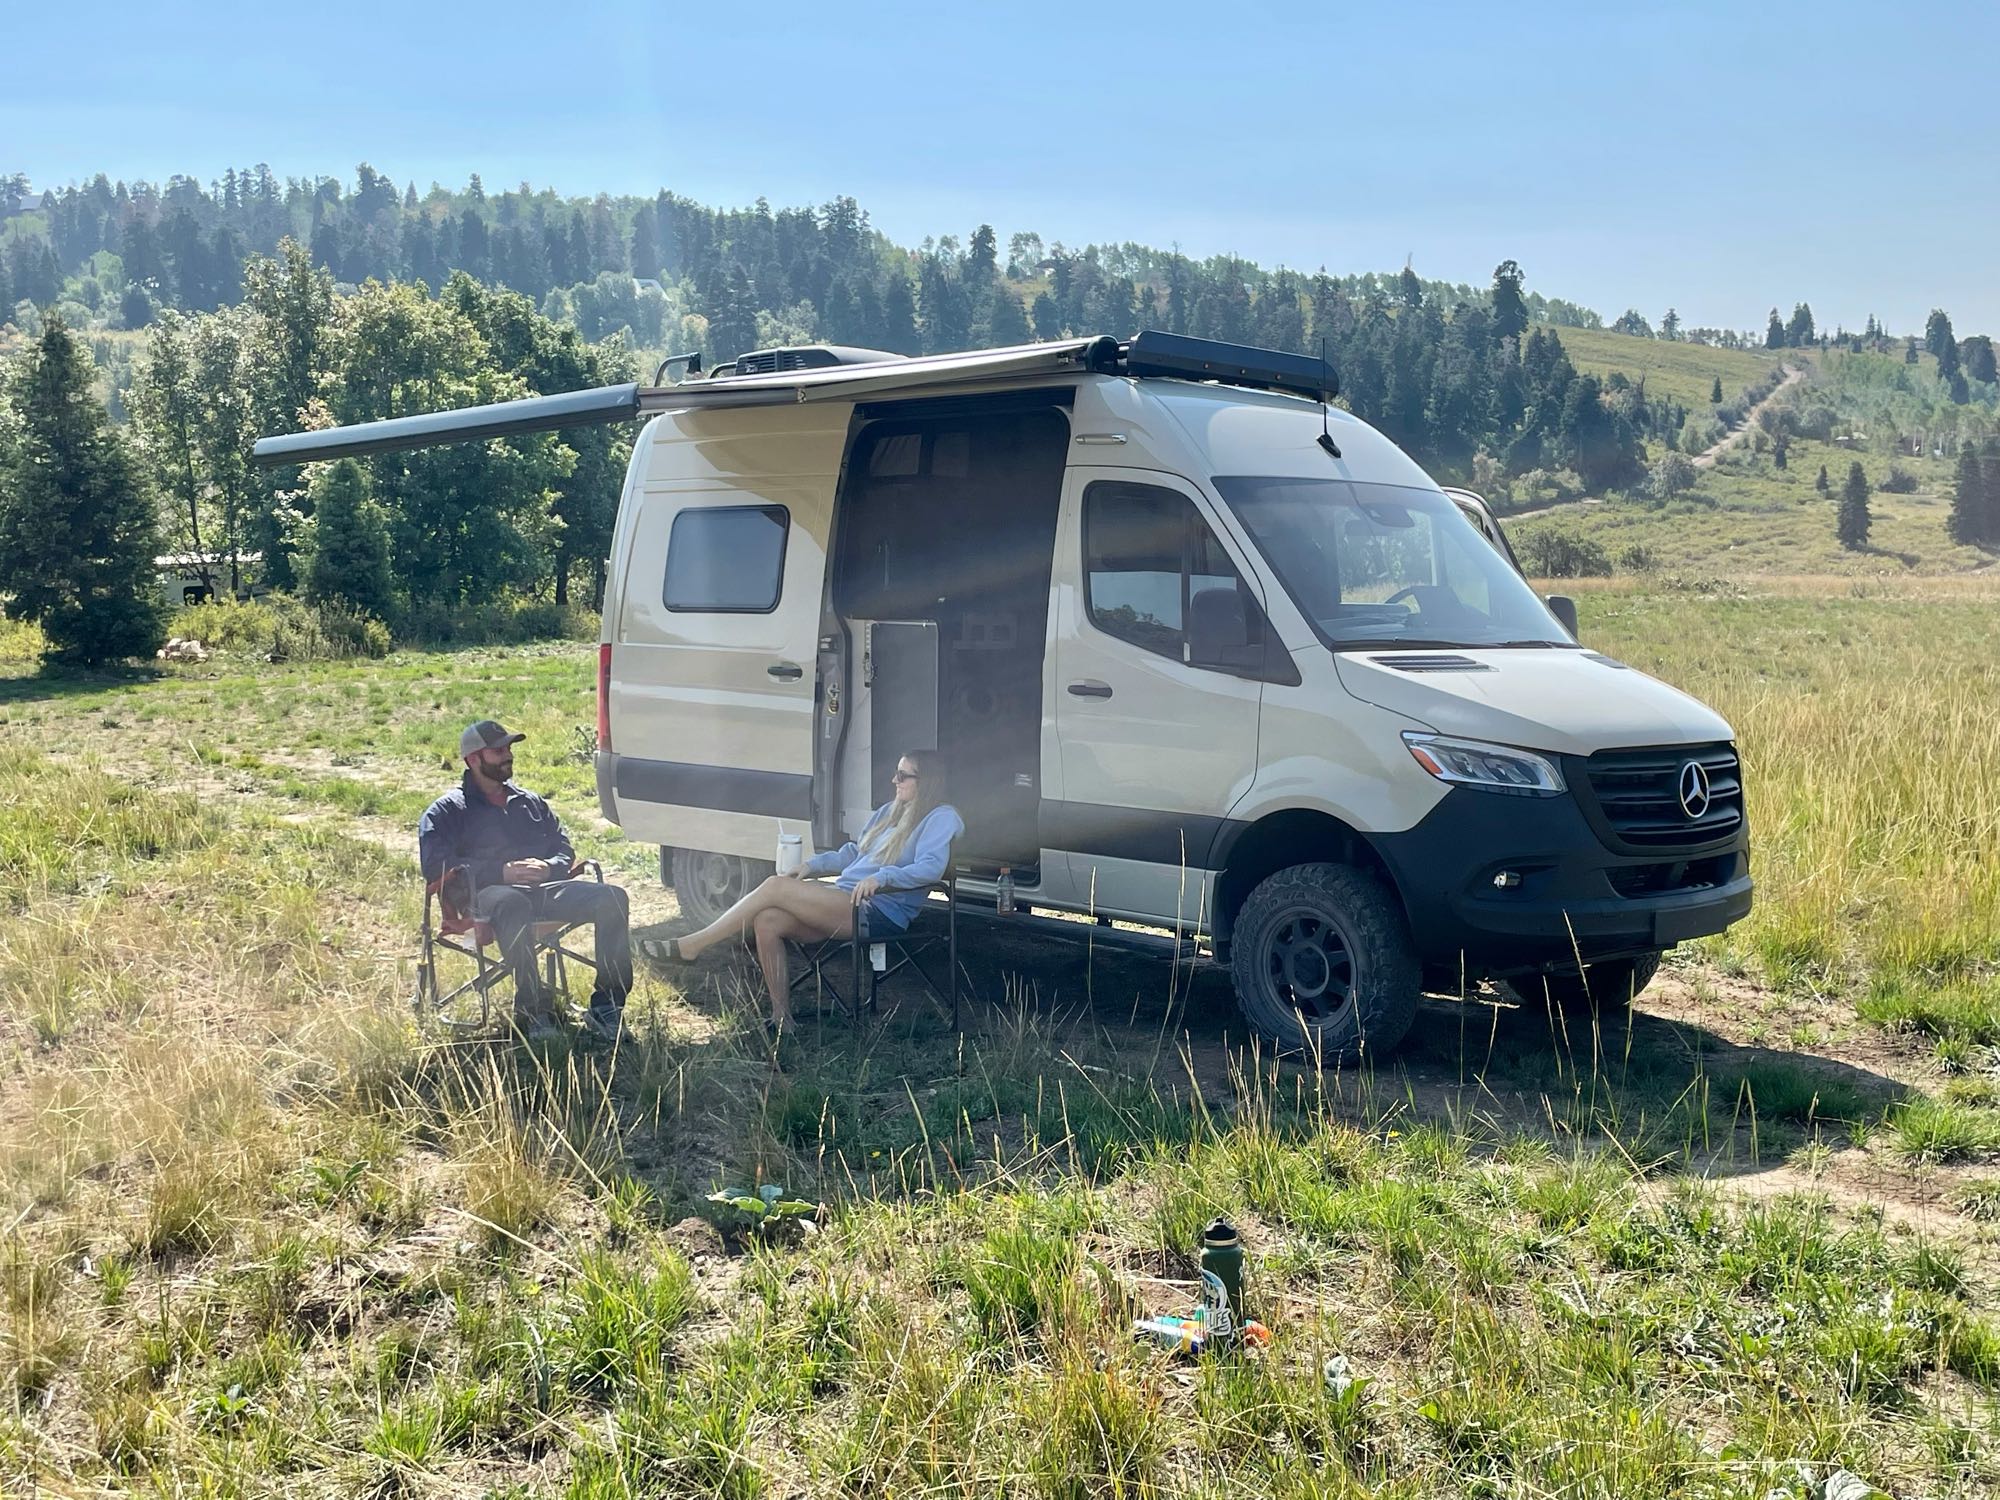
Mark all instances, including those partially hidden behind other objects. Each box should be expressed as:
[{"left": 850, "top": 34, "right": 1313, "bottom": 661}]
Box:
[
  {"left": 1815, "top": 464, "right": 1829, "bottom": 494},
  {"left": 1766, "top": 309, "right": 1785, "bottom": 349},
  {"left": 1786, "top": 302, "right": 1815, "bottom": 346},
  {"left": 0, "top": 318, "right": 166, "bottom": 664},
  {"left": 1490, "top": 260, "right": 1528, "bottom": 341},
  {"left": 1949, "top": 444, "right": 1987, "bottom": 546},
  {"left": 630, "top": 211, "right": 660, "bottom": 280},
  {"left": 1985, "top": 440, "right": 2000, "bottom": 550},
  {"left": 1925, "top": 309, "right": 1955, "bottom": 362},
  {"left": 1710, "top": 376, "right": 1723, "bottom": 403},
  {"left": 304, "top": 458, "right": 396, "bottom": 620},
  {"left": 1837, "top": 461, "right": 1871, "bottom": 550}
]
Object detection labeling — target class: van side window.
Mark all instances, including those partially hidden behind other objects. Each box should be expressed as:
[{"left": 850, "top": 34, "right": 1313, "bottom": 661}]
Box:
[
  {"left": 1083, "top": 482, "right": 1272, "bottom": 673},
  {"left": 663, "top": 505, "right": 789, "bottom": 613}
]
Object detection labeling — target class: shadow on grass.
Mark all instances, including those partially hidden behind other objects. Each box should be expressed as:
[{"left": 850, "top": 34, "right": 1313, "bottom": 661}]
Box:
[
  {"left": 0, "top": 660, "right": 161, "bottom": 706},
  {"left": 461, "top": 910, "right": 1913, "bottom": 1213}
]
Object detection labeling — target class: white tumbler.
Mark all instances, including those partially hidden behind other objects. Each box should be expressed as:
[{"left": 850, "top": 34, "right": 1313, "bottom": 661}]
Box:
[{"left": 775, "top": 832, "right": 803, "bottom": 876}]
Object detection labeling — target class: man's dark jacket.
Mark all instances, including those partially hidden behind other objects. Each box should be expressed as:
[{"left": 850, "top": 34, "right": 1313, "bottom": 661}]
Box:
[{"left": 418, "top": 773, "right": 575, "bottom": 898}]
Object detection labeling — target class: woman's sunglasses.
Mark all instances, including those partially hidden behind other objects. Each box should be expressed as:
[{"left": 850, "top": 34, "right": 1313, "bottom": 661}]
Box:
[{"left": 891, "top": 769, "right": 920, "bottom": 784}]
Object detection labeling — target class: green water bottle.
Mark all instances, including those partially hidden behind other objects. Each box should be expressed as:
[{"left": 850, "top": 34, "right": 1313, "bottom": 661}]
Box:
[{"left": 1200, "top": 1218, "right": 1244, "bottom": 1325}]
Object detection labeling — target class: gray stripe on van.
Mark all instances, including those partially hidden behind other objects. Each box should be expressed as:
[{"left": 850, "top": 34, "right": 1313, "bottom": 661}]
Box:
[
  {"left": 613, "top": 756, "right": 814, "bottom": 820},
  {"left": 1041, "top": 800, "right": 1243, "bottom": 871}
]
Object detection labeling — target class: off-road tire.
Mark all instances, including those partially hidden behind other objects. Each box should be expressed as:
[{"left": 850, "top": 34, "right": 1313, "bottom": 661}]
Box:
[
  {"left": 1503, "top": 952, "right": 1662, "bottom": 1015},
  {"left": 668, "top": 847, "right": 775, "bottom": 927},
  {"left": 1229, "top": 862, "right": 1420, "bottom": 1064}
]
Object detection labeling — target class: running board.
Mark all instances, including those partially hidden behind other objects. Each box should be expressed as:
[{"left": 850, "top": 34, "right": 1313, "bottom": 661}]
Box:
[{"left": 957, "top": 904, "right": 1212, "bottom": 964}]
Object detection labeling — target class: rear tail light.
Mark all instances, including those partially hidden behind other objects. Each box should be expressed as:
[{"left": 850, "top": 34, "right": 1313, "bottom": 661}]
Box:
[{"left": 596, "top": 643, "right": 612, "bottom": 754}]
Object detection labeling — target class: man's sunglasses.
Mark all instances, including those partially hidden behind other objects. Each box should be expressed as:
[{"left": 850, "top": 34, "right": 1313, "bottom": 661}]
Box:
[{"left": 891, "top": 769, "right": 920, "bottom": 783}]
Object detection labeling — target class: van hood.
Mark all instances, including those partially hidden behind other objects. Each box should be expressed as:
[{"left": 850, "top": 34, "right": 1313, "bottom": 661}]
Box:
[{"left": 1333, "top": 648, "right": 1733, "bottom": 757}]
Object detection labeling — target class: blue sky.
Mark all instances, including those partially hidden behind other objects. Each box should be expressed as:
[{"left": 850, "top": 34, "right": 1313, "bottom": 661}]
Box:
[{"left": 11, "top": 1, "right": 1998, "bottom": 333}]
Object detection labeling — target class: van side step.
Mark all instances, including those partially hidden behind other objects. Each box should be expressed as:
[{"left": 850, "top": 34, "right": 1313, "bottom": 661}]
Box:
[{"left": 955, "top": 904, "right": 1213, "bottom": 964}]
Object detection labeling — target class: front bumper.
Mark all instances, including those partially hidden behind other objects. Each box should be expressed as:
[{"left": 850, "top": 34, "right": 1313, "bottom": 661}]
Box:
[{"left": 1372, "top": 783, "right": 1751, "bottom": 976}]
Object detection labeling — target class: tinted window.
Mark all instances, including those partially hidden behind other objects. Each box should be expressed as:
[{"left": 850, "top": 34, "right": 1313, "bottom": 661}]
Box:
[
  {"left": 1084, "top": 482, "right": 1270, "bottom": 671},
  {"left": 1085, "top": 483, "right": 1188, "bottom": 658},
  {"left": 663, "top": 505, "right": 789, "bottom": 613}
]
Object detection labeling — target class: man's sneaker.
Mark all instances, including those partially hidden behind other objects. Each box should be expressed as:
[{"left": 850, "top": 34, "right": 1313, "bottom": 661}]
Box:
[{"left": 583, "top": 997, "right": 626, "bottom": 1042}]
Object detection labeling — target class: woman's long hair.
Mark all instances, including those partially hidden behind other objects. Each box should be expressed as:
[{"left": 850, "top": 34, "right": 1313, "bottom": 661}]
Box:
[{"left": 860, "top": 748, "right": 948, "bottom": 865}]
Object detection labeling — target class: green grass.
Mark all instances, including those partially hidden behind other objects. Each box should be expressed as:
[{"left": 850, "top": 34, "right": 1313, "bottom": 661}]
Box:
[
  {"left": 0, "top": 608, "right": 1997, "bottom": 1495},
  {"left": 1554, "top": 325, "right": 1783, "bottom": 413}
]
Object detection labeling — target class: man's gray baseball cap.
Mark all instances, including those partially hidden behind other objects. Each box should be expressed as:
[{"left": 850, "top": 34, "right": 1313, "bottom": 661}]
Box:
[{"left": 460, "top": 720, "right": 526, "bottom": 758}]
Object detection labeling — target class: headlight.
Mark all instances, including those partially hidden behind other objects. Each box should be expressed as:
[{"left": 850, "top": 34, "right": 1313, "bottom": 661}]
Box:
[{"left": 1402, "top": 732, "right": 1564, "bottom": 797}]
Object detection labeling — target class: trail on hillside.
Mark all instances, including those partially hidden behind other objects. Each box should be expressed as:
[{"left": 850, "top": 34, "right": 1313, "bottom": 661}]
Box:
[
  {"left": 1501, "top": 362, "right": 1807, "bottom": 523},
  {"left": 1691, "top": 361, "right": 1805, "bottom": 469}
]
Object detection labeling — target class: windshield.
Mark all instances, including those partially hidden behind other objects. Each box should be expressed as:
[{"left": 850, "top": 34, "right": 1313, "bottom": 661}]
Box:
[{"left": 1212, "top": 477, "right": 1575, "bottom": 650}]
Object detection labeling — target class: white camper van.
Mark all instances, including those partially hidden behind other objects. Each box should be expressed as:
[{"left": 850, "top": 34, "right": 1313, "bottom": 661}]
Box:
[{"left": 257, "top": 332, "right": 1751, "bottom": 1058}]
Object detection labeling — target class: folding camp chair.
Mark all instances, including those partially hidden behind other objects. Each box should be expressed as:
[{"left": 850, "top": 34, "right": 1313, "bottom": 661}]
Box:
[
  {"left": 789, "top": 875, "right": 959, "bottom": 1029},
  {"left": 414, "top": 861, "right": 605, "bottom": 1031}
]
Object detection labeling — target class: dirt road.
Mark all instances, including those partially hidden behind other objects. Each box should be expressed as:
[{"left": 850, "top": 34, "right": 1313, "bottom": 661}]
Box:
[{"left": 1692, "top": 361, "right": 1805, "bottom": 469}]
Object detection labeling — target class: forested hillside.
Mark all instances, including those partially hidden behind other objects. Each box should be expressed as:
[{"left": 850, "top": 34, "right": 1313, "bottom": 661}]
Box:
[{"left": 2, "top": 164, "right": 1997, "bottom": 651}]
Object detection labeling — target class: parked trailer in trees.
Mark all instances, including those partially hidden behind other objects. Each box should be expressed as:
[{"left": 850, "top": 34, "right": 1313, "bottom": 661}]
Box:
[{"left": 257, "top": 332, "right": 1752, "bottom": 1059}]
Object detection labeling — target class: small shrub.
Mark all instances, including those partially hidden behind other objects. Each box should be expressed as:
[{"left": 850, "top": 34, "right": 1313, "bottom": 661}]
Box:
[
  {"left": 1617, "top": 544, "right": 1657, "bottom": 572},
  {"left": 1515, "top": 527, "right": 1611, "bottom": 579},
  {"left": 166, "top": 597, "right": 275, "bottom": 652},
  {"left": 1879, "top": 464, "right": 1920, "bottom": 494},
  {"left": 1640, "top": 452, "right": 1696, "bottom": 501},
  {"left": 0, "top": 615, "right": 46, "bottom": 664}
]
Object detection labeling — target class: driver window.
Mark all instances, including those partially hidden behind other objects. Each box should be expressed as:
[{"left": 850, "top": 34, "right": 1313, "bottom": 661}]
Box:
[{"left": 1084, "top": 481, "right": 1269, "bottom": 670}]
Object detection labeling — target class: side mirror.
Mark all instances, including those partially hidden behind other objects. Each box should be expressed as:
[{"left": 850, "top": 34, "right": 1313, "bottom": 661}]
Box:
[
  {"left": 1545, "top": 594, "right": 1579, "bottom": 639},
  {"left": 1187, "top": 585, "right": 1261, "bottom": 671}
]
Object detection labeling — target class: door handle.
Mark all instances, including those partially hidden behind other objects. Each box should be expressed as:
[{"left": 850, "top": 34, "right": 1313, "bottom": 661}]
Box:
[
  {"left": 767, "top": 662, "right": 803, "bottom": 681},
  {"left": 1066, "top": 679, "right": 1113, "bottom": 699}
]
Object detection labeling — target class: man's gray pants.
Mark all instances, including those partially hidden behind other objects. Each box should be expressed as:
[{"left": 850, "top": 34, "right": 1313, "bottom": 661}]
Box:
[{"left": 471, "top": 880, "right": 632, "bottom": 1011}]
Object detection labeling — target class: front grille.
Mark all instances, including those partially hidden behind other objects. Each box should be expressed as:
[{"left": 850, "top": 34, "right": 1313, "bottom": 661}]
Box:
[
  {"left": 1608, "top": 853, "right": 1738, "bottom": 898},
  {"left": 1583, "top": 743, "right": 1743, "bottom": 849}
]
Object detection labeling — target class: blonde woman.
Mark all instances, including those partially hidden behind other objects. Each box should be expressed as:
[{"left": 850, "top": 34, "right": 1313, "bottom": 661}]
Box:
[{"left": 644, "top": 750, "right": 962, "bottom": 1031}]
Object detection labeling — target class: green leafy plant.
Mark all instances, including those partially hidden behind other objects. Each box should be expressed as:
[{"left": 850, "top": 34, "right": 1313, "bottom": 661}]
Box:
[{"left": 703, "top": 1184, "right": 821, "bottom": 1245}]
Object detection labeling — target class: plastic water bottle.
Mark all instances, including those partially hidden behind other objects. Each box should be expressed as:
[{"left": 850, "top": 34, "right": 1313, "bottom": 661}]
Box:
[{"left": 996, "top": 865, "right": 1016, "bottom": 916}]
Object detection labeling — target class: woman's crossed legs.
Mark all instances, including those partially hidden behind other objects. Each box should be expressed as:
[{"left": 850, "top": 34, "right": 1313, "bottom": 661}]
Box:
[{"left": 669, "top": 875, "right": 858, "bottom": 1025}]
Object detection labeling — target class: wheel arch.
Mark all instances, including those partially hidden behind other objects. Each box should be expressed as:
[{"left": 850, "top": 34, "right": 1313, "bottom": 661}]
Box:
[{"left": 1212, "top": 808, "right": 1406, "bottom": 944}]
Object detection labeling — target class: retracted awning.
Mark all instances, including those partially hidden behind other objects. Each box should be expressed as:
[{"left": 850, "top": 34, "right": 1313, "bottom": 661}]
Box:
[{"left": 251, "top": 338, "right": 1121, "bottom": 468}]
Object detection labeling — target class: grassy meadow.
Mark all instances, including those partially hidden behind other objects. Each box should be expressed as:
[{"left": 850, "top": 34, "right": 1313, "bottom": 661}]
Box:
[
  {"left": 1553, "top": 326, "right": 1783, "bottom": 415},
  {"left": 0, "top": 582, "right": 1998, "bottom": 1496}
]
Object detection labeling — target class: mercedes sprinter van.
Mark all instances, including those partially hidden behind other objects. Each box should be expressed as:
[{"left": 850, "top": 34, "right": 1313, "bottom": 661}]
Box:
[{"left": 259, "top": 332, "right": 1751, "bottom": 1058}]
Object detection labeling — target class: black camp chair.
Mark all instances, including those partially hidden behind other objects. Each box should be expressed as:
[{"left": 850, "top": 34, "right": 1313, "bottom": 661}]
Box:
[{"left": 789, "top": 874, "right": 959, "bottom": 1029}]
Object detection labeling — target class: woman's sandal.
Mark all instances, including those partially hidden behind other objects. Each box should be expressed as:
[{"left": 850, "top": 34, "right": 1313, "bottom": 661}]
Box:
[{"left": 637, "top": 936, "right": 689, "bottom": 964}]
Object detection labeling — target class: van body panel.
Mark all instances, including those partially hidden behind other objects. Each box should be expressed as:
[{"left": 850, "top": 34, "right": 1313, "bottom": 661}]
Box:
[
  {"left": 604, "top": 403, "right": 850, "bottom": 856},
  {"left": 1333, "top": 649, "right": 1733, "bottom": 758},
  {"left": 1148, "top": 384, "right": 1436, "bottom": 491},
  {"left": 1050, "top": 464, "right": 1264, "bottom": 922},
  {"left": 585, "top": 350, "right": 1751, "bottom": 1002},
  {"left": 1231, "top": 647, "right": 1447, "bottom": 836}
]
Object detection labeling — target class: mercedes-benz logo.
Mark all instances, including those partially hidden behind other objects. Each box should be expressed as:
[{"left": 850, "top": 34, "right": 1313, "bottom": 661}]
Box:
[{"left": 1678, "top": 760, "right": 1712, "bottom": 819}]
